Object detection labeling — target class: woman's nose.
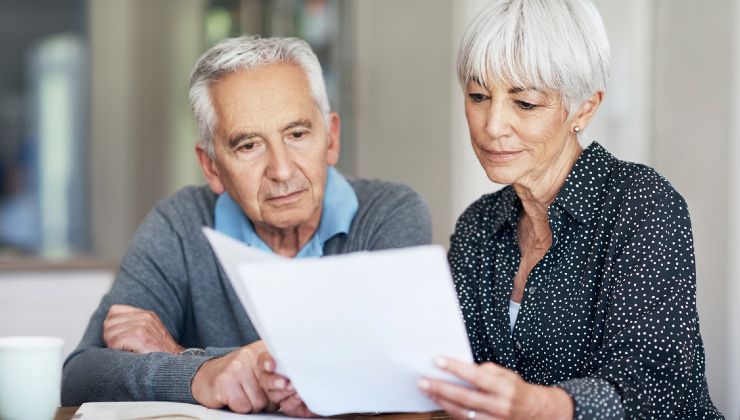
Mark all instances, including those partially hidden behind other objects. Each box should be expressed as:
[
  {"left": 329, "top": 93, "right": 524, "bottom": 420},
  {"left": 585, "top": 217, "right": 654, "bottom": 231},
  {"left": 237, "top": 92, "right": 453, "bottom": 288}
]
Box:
[{"left": 484, "top": 102, "right": 513, "bottom": 139}]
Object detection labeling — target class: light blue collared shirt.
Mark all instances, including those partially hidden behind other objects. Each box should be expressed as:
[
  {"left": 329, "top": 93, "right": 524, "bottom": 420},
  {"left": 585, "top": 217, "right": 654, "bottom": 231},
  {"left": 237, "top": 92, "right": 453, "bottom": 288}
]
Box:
[{"left": 214, "top": 167, "right": 359, "bottom": 258}]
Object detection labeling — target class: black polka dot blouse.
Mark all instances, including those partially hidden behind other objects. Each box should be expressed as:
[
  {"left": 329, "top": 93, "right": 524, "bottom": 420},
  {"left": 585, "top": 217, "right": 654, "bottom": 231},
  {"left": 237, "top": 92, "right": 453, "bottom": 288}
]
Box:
[{"left": 449, "top": 142, "right": 723, "bottom": 419}]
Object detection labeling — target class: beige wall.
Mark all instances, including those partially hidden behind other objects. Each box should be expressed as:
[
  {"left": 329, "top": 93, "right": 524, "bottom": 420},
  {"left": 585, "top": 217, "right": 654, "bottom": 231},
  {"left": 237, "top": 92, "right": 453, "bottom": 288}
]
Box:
[
  {"left": 731, "top": 1, "right": 740, "bottom": 417},
  {"left": 353, "top": 0, "right": 456, "bottom": 246},
  {"left": 89, "top": 1, "right": 136, "bottom": 261},
  {"left": 588, "top": 0, "right": 654, "bottom": 165},
  {"left": 89, "top": 0, "right": 204, "bottom": 261},
  {"left": 653, "top": 0, "right": 733, "bottom": 415}
]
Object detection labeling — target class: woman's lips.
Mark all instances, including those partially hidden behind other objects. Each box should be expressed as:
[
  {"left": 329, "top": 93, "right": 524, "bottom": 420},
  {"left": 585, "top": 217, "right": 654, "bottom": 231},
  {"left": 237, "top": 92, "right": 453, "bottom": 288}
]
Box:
[{"left": 482, "top": 149, "right": 524, "bottom": 163}]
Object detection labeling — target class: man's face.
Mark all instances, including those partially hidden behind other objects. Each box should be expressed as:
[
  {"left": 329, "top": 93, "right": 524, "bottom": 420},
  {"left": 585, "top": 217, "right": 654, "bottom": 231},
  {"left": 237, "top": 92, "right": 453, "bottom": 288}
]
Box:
[{"left": 199, "top": 63, "right": 340, "bottom": 232}]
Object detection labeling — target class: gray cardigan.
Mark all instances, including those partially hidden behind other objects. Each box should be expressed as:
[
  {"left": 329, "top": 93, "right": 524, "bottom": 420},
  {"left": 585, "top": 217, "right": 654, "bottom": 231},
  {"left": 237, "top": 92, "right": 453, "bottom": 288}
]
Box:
[{"left": 62, "top": 178, "right": 432, "bottom": 405}]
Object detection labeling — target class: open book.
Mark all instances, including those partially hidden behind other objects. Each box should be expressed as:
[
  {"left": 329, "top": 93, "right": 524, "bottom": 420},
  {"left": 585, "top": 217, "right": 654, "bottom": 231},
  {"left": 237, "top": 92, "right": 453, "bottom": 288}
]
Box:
[
  {"left": 74, "top": 401, "right": 312, "bottom": 420},
  {"left": 202, "top": 228, "right": 473, "bottom": 416}
]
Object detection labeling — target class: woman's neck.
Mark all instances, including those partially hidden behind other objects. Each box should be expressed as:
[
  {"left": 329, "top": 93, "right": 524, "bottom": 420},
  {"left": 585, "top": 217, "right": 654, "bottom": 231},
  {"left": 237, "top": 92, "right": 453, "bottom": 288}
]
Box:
[{"left": 513, "top": 139, "right": 583, "bottom": 227}]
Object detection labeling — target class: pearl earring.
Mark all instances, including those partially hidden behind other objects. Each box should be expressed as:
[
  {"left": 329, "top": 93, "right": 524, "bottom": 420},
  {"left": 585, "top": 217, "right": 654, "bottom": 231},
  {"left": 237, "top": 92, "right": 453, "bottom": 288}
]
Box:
[{"left": 573, "top": 126, "right": 581, "bottom": 133}]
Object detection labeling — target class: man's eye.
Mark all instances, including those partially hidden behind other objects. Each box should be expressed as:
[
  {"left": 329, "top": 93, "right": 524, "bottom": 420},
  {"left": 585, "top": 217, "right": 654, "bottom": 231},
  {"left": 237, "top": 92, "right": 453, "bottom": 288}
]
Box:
[
  {"left": 239, "top": 142, "right": 257, "bottom": 151},
  {"left": 468, "top": 93, "right": 488, "bottom": 103},
  {"left": 515, "top": 100, "right": 537, "bottom": 110},
  {"left": 290, "top": 131, "right": 308, "bottom": 140}
]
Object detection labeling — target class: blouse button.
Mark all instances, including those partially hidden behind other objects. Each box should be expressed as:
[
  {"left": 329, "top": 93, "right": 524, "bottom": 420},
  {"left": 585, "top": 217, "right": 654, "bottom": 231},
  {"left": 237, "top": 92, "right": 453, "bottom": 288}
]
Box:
[
  {"left": 528, "top": 286, "right": 536, "bottom": 295},
  {"left": 515, "top": 340, "right": 522, "bottom": 351}
]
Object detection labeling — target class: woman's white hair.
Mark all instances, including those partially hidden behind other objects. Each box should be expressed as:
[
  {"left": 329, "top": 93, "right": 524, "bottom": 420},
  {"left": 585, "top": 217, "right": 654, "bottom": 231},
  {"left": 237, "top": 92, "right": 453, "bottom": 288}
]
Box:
[
  {"left": 189, "top": 36, "right": 331, "bottom": 157},
  {"left": 457, "top": 0, "right": 610, "bottom": 116}
]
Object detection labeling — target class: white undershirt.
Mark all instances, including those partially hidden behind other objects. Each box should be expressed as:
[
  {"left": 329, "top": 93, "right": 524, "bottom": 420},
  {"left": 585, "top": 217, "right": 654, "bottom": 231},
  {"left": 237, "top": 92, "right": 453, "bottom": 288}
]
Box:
[{"left": 509, "top": 300, "right": 521, "bottom": 333}]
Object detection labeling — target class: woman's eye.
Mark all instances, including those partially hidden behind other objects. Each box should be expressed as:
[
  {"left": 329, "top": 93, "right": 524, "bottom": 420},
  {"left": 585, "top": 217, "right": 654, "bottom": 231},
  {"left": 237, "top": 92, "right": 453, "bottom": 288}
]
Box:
[
  {"left": 468, "top": 93, "right": 489, "bottom": 103},
  {"left": 515, "top": 100, "right": 537, "bottom": 110}
]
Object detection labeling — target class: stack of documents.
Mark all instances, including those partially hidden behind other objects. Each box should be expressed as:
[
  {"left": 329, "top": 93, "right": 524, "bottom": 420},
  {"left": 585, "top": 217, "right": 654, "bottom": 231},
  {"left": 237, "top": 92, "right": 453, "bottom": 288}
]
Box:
[{"left": 203, "top": 228, "right": 473, "bottom": 416}]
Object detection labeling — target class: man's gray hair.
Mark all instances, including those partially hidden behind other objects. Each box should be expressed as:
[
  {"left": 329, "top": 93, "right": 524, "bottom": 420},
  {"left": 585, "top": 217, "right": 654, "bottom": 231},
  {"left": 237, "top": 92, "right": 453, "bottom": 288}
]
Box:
[
  {"left": 189, "top": 36, "right": 331, "bottom": 157},
  {"left": 457, "top": 0, "right": 610, "bottom": 116}
]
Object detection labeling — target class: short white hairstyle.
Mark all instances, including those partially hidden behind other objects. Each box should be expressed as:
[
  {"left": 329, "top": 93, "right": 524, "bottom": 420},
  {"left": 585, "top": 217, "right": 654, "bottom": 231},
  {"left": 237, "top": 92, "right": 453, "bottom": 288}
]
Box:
[
  {"left": 189, "top": 36, "right": 331, "bottom": 157},
  {"left": 457, "top": 0, "right": 610, "bottom": 115}
]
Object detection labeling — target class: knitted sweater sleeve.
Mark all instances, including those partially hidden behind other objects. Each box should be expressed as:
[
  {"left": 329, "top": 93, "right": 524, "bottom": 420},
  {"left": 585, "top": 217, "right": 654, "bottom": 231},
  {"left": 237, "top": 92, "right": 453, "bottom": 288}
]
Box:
[{"left": 61, "top": 207, "right": 211, "bottom": 404}]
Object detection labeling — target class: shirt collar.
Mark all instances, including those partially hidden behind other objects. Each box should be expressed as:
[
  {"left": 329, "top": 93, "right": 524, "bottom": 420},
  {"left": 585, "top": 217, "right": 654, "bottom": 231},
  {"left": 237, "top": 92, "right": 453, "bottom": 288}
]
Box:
[
  {"left": 490, "top": 187, "right": 521, "bottom": 234},
  {"left": 490, "top": 141, "right": 616, "bottom": 234},
  {"left": 553, "top": 141, "right": 616, "bottom": 225},
  {"left": 213, "top": 166, "right": 359, "bottom": 258}
]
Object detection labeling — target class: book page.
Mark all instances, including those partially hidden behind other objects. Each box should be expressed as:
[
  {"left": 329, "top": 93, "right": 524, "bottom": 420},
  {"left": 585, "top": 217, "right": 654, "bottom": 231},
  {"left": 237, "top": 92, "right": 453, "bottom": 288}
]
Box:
[{"left": 75, "top": 402, "right": 313, "bottom": 420}]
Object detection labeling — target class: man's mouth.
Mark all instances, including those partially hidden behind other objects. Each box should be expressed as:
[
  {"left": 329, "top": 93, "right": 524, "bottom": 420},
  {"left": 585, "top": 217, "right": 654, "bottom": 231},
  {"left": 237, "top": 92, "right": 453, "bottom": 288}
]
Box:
[{"left": 266, "top": 189, "right": 305, "bottom": 205}]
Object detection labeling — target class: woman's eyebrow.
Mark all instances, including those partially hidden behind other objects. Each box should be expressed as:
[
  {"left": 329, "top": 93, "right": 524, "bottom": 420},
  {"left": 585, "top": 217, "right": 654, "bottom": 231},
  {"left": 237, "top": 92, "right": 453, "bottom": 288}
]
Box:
[{"left": 508, "top": 87, "right": 538, "bottom": 94}]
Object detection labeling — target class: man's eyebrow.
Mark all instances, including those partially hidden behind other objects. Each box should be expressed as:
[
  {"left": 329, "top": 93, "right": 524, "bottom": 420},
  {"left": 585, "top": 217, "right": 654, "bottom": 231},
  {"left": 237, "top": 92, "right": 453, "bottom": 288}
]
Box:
[
  {"left": 227, "top": 132, "right": 260, "bottom": 149},
  {"left": 226, "top": 120, "right": 313, "bottom": 148},
  {"left": 281, "top": 119, "right": 312, "bottom": 131}
]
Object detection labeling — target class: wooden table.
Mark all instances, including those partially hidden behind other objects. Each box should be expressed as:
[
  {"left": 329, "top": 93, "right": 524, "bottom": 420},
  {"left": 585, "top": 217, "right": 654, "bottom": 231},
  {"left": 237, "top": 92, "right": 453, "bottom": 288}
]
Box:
[
  {"left": 55, "top": 407, "right": 79, "bottom": 420},
  {"left": 54, "top": 407, "right": 450, "bottom": 420}
]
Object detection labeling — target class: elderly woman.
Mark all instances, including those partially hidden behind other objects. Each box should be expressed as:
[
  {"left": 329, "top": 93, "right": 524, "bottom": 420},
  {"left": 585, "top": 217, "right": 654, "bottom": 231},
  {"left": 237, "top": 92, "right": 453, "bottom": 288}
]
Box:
[{"left": 417, "top": 0, "right": 723, "bottom": 419}]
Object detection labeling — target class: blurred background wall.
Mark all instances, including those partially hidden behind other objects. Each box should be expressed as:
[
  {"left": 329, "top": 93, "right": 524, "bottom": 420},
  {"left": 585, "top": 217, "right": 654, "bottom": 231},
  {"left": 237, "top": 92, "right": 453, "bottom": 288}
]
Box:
[{"left": 0, "top": 0, "right": 738, "bottom": 416}]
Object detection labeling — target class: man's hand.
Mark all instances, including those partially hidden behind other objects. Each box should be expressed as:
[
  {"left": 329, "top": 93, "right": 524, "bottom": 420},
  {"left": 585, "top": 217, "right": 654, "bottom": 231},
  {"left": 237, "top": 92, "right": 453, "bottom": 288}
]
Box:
[
  {"left": 256, "top": 352, "right": 316, "bottom": 417},
  {"left": 103, "top": 304, "right": 184, "bottom": 354},
  {"left": 191, "top": 341, "right": 272, "bottom": 414}
]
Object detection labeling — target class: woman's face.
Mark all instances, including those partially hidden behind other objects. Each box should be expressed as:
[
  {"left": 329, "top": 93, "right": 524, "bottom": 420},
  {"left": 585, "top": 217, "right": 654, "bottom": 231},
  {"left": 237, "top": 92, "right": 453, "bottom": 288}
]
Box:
[{"left": 464, "top": 80, "right": 576, "bottom": 186}]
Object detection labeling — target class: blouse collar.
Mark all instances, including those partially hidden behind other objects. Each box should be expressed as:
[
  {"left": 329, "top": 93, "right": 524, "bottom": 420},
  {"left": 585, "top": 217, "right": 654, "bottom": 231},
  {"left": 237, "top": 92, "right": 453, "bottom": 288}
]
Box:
[{"left": 489, "top": 141, "right": 617, "bottom": 234}]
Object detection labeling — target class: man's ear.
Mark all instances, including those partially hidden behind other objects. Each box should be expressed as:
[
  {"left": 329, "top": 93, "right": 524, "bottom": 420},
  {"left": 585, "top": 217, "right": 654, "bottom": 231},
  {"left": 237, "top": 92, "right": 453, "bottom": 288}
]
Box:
[
  {"left": 195, "top": 144, "right": 225, "bottom": 194},
  {"left": 326, "top": 112, "right": 341, "bottom": 166},
  {"left": 571, "top": 91, "right": 603, "bottom": 131}
]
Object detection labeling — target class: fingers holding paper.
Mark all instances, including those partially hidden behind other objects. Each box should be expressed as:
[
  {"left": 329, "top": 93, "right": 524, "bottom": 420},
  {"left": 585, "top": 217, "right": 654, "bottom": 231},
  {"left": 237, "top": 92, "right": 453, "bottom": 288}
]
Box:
[
  {"left": 256, "top": 351, "right": 317, "bottom": 417},
  {"left": 418, "top": 357, "right": 573, "bottom": 420},
  {"left": 278, "top": 394, "right": 317, "bottom": 418},
  {"left": 191, "top": 341, "right": 271, "bottom": 414},
  {"left": 256, "top": 352, "right": 294, "bottom": 402}
]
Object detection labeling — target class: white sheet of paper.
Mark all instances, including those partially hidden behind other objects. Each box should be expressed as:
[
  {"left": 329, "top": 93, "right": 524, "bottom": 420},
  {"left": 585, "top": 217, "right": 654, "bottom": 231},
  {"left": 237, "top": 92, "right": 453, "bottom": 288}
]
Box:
[
  {"left": 203, "top": 228, "right": 473, "bottom": 416},
  {"left": 202, "top": 228, "right": 281, "bottom": 347}
]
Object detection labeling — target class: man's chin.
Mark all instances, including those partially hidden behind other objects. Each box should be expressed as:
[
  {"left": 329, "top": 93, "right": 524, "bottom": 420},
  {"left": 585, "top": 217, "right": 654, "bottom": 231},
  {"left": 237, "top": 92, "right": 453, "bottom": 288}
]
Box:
[{"left": 263, "top": 210, "right": 314, "bottom": 231}]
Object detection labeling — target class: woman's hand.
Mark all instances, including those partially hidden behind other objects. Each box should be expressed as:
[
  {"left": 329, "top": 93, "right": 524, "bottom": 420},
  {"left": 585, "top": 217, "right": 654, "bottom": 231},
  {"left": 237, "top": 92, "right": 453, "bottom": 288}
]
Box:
[
  {"left": 255, "top": 352, "right": 317, "bottom": 417},
  {"left": 418, "top": 357, "right": 573, "bottom": 420}
]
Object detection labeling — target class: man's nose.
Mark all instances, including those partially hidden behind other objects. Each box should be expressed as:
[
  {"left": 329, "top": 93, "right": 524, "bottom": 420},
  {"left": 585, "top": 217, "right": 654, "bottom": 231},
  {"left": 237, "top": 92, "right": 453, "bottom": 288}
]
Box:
[{"left": 265, "top": 142, "right": 296, "bottom": 181}]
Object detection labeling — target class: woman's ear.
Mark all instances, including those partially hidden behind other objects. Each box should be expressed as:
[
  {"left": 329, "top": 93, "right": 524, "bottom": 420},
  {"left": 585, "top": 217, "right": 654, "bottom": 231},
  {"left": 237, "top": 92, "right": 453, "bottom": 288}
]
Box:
[{"left": 572, "top": 91, "right": 604, "bottom": 132}]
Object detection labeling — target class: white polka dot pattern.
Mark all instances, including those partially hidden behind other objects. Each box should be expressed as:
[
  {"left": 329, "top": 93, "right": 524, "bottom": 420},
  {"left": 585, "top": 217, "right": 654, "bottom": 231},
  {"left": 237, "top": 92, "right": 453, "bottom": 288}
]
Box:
[{"left": 448, "top": 142, "right": 723, "bottom": 419}]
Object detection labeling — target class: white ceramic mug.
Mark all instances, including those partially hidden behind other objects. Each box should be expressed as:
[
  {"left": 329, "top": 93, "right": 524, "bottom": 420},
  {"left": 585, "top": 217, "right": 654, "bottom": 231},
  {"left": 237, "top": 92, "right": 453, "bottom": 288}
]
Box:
[{"left": 0, "top": 336, "right": 64, "bottom": 420}]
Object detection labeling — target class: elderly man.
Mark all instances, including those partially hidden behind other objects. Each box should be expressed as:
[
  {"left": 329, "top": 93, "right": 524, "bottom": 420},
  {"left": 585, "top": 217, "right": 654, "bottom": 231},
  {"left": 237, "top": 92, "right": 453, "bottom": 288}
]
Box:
[{"left": 61, "top": 36, "right": 432, "bottom": 414}]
